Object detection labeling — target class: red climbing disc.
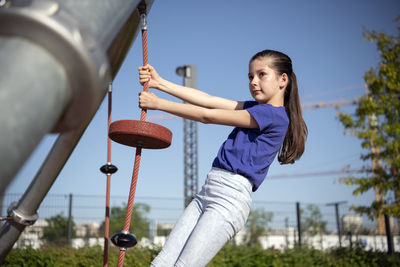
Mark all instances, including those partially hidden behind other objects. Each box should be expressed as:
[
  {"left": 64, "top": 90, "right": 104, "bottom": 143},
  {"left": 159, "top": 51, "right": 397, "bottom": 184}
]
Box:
[{"left": 109, "top": 120, "right": 172, "bottom": 149}]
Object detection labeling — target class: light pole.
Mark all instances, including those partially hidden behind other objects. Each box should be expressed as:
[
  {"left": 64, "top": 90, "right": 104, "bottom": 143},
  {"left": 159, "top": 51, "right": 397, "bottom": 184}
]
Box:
[{"left": 176, "top": 65, "right": 199, "bottom": 208}]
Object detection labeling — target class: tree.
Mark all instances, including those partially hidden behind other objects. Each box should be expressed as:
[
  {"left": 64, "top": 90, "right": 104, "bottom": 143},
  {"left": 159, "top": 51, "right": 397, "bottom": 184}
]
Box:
[
  {"left": 42, "top": 213, "right": 75, "bottom": 245},
  {"left": 100, "top": 203, "right": 151, "bottom": 241},
  {"left": 301, "top": 204, "right": 327, "bottom": 247},
  {"left": 338, "top": 17, "right": 400, "bottom": 220},
  {"left": 243, "top": 208, "right": 273, "bottom": 246},
  {"left": 302, "top": 205, "right": 327, "bottom": 236}
]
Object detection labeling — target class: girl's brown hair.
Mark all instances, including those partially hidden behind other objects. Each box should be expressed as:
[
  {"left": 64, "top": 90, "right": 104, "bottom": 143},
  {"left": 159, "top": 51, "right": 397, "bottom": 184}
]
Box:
[{"left": 250, "top": 50, "right": 307, "bottom": 164}]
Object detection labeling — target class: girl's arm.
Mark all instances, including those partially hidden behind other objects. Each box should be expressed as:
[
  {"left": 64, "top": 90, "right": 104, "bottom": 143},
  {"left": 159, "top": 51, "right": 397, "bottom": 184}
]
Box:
[
  {"left": 139, "top": 91, "right": 258, "bottom": 129},
  {"left": 139, "top": 65, "right": 244, "bottom": 110}
]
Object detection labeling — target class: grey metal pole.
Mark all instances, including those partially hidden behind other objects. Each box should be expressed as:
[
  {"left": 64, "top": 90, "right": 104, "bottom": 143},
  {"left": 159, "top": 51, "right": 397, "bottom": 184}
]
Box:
[
  {"left": 0, "top": 125, "right": 86, "bottom": 262},
  {"left": 0, "top": 0, "right": 153, "bottom": 200},
  {"left": 0, "top": 37, "right": 70, "bottom": 207},
  {"left": 58, "top": 0, "right": 153, "bottom": 77},
  {"left": 0, "top": 1, "right": 154, "bottom": 261}
]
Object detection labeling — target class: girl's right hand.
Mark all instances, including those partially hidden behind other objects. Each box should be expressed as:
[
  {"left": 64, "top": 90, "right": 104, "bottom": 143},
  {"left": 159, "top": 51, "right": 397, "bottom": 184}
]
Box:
[
  {"left": 138, "top": 64, "right": 162, "bottom": 89},
  {"left": 139, "top": 91, "right": 160, "bottom": 110}
]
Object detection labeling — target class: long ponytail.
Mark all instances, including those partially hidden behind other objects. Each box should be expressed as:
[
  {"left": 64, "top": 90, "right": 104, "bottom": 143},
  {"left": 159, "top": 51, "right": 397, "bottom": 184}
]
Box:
[
  {"left": 250, "top": 50, "right": 307, "bottom": 164},
  {"left": 278, "top": 72, "right": 307, "bottom": 164}
]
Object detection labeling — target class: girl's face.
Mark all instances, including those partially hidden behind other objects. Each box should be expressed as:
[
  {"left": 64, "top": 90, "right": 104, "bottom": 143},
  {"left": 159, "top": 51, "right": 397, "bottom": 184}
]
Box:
[{"left": 248, "top": 57, "right": 286, "bottom": 106}]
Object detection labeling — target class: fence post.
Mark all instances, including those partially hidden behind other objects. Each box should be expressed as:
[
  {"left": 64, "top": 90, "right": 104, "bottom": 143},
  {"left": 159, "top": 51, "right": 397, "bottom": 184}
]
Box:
[
  {"left": 335, "top": 203, "right": 342, "bottom": 247},
  {"left": 326, "top": 201, "right": 346, "bottom": 248},
  {"left": 296, "top": 202, "right": 302, "bottom": 247},
  {"left": 67, "top": 193, "right": 73, "bottom": 246},
  {"left": 384, "top": 214, "right": 394, "bottom": 254}
]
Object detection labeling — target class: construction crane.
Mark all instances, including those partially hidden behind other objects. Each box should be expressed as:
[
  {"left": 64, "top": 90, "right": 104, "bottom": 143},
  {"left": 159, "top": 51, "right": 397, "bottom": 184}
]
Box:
[{"left": 302, "top": 98, "right": 359, "bottom": 110}]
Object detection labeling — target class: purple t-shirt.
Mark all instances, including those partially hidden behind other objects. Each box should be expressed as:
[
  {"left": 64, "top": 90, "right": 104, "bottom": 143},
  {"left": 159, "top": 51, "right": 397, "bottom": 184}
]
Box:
[{"left": 212, "top": 101, "right": 289, "bottom": 191}]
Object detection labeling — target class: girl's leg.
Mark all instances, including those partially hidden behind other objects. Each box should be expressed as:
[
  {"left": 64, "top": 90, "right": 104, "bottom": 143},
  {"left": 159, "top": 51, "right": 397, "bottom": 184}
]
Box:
[
  {"left": 175, "top": 168, "right": 253, "bottom": 267},
  {"left": 174, "top": 208, "right": 235, "bottom": 267},
  {"left": 150, "top": 197, "right": 203, "bottom": 266}
]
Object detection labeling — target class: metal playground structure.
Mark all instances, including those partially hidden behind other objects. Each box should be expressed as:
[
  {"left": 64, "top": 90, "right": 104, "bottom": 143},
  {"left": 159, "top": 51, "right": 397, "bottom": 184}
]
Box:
[{"left": 0, "top": 1, "right": 168, "bottom": 266}]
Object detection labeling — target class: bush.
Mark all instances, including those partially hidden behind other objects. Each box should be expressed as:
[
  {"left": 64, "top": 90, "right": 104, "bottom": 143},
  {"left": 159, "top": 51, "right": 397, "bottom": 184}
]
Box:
[
  {"left": 3, "top": 245, "right": 160, "bottom": 267},
  {"left": 330, "top": 247, "right": 400, "bottom": 267},
  {"left": 209, "top": 245, "right": 400, "bottom": 267},
  {"left": 3, "top": 245, "right": 400, "bottom": 266}
]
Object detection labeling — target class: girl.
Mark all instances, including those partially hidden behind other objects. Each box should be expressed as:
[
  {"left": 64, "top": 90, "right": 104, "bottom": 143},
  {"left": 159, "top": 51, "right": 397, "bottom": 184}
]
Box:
[{"left": 138, "top": 49, "right": 307, "bottom": 267}]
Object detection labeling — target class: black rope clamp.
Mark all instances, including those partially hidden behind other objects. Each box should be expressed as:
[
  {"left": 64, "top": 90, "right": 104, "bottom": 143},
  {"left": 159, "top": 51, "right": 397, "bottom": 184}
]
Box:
[
  {"left": 111, "top": 230, "right": 137, "bottom": 249},
  {"left": 138, "top": 2, "right": 147, "bottom": 15},
  {"left": 100, "top": 163, "right": 118, "bottom": 175}
]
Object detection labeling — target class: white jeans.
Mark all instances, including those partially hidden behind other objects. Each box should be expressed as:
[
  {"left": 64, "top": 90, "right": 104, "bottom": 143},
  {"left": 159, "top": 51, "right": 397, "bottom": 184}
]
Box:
[{"left": 151, "top": 167, "right": 253, "bottom": 267}]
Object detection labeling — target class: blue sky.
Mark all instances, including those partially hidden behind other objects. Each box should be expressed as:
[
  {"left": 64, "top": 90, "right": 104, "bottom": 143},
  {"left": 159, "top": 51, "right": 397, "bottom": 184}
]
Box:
[{"left": 5, "top": 0, "right": 400, "bottom": 227}]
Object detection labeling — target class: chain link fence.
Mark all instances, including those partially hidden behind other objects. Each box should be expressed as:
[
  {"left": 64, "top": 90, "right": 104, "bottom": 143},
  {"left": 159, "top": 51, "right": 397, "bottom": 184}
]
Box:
[{"left": 1, "top": 193, "right": 398, "bottom": 251}]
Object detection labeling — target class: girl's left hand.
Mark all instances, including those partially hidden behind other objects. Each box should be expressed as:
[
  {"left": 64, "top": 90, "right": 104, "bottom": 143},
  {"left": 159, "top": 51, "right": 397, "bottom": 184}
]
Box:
[{"left": 139, "top": 91, "right": 159, "bottom": 110}]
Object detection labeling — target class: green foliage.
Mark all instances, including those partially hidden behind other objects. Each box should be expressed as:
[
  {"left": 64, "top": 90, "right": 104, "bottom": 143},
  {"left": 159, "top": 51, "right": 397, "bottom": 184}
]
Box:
[
  {"left": 99, "top": 202, "right": 151, "bottom": 241},
  {"left": 2, "top": 246, "right": 157, "bottom": 267},
  {"left": 298, "top": 205, "right": 327, "bottom": 248},
  {"left": 42, "top": 213, "right": 75, "bottom": 246},
  {"left": 330, "top": 247, "right": 400, "bottom": 267},
  {"left": 4, "top": 245, "right": 400, "bottom": 267},
  {"left": 301, "top": 205, "right": 327, "bottom": 239},
  {"left": 338, "top": 17, "right": 400, "bottom": 219},
  {"left": 243, "top": 208, "right": 273, "bottom": 246}
]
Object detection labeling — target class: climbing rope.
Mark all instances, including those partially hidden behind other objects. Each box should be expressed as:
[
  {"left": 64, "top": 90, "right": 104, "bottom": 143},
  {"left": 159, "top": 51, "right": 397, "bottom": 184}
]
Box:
[
  {"left": 100, "top": 83, "right": 118, "bottom": 267},
  {"left": 0, "top": 216, "right": 13, "bottom": 222},
  {"left": 116, "top": 8, "right": 149, "bottom": 267},
  {"left": 107, "top": 4, "right": 171, "bottom": 265}
]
